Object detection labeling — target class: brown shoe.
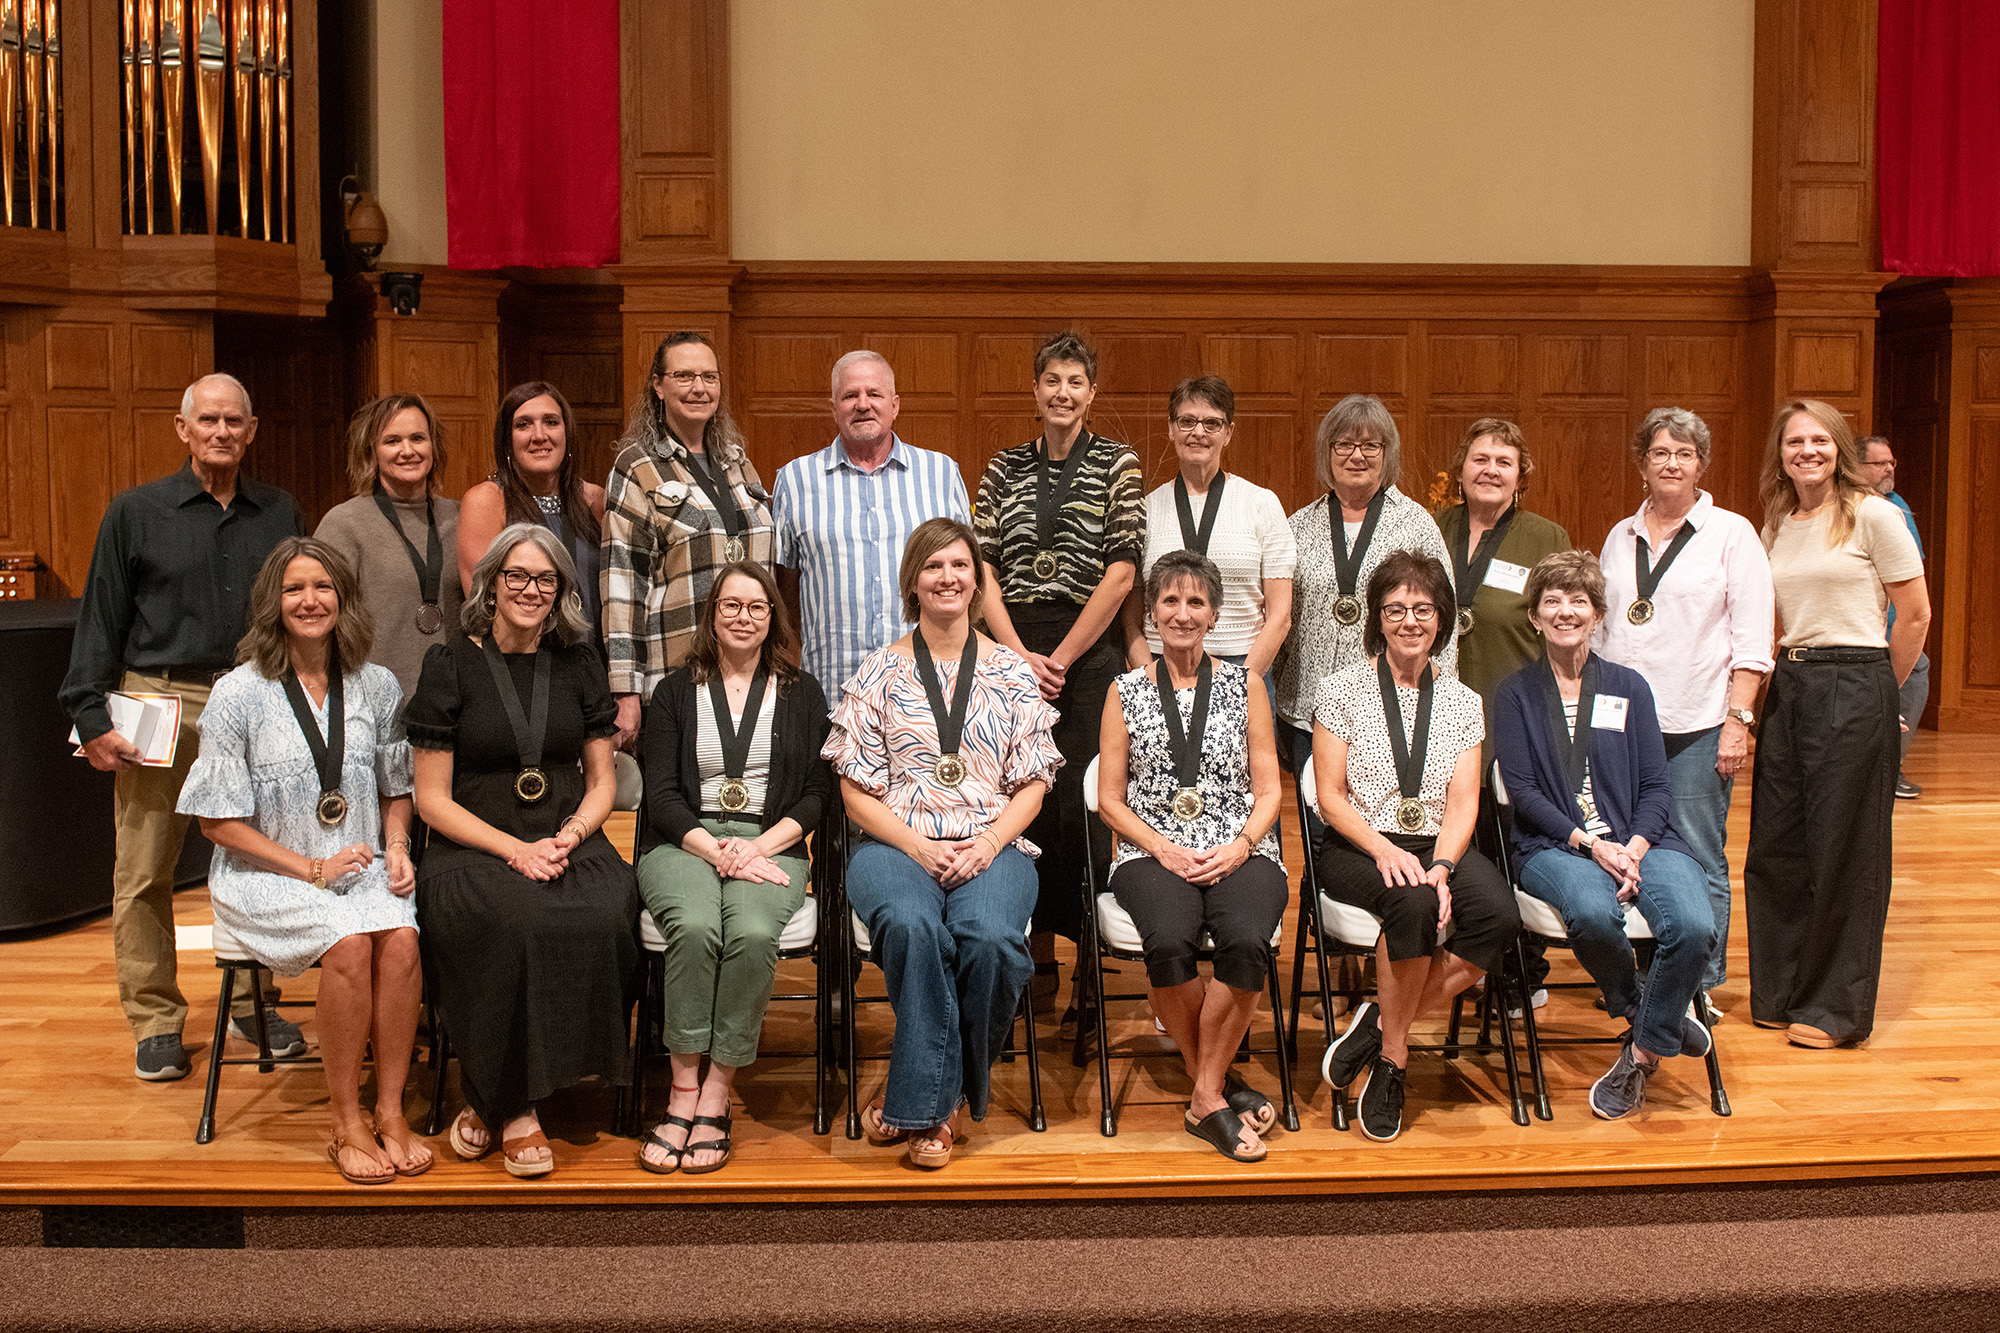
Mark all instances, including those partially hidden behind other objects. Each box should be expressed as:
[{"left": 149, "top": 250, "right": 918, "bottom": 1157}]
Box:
[
  {"left": 1752, "top": 1017, "right": 1789, "bottom": 1030},
  {"left": 1786, "top": 1023, "right": 1841, "bottom": 1048}
]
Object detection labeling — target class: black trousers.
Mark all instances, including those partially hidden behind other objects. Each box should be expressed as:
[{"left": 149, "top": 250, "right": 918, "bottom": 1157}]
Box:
[
  {"left": 1313, "top": 831, "right": 1519, "bottom": 978},
  {"left": 1744, "top": 652, "right": 1898, "bottom": 1043},
  {"left": 1013, "top": 602, "right": 1121, "bottom": 943},
  {"left": 1108, "top": 854, "right": 1289, "bottom": 992}
]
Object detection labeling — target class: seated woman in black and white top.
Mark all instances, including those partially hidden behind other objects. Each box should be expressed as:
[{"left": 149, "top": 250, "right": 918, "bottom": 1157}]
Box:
[
  {"left": 1310, "top": 550, "right": 1520, "bottom": 1142},
  {"left": 1096, "top": 551, "right": 1287, "bottom": 1163}
]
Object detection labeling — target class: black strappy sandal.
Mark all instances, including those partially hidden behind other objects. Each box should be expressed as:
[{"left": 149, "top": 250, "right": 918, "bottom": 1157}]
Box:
[
  {"left": 1223, "top": 1071, "right": 1278, "bottom": 1135},
  {"left": 1184, "top": 1104, "right": 1267, "bottom": 1163},
  {"left": 679, "top": 1114, "right": 733, "bottom": 1175},
  {"left": 638, "top": 1114, "right": 694, "bottom": 1175}
]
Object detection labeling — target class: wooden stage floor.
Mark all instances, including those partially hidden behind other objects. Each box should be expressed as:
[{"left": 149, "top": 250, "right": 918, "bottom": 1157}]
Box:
[{"left": 4, "top": 735, "right": 1997, "bottom": 1209}]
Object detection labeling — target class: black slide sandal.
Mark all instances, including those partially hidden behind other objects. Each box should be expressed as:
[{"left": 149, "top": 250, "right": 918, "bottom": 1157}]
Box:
[
  {"left": 1184, "top": 1105, "right": 1266, "bottom": 1163},
  {"left": 679, "top": 1113, "right": 733, "bottom": 1175},
  {"left": 1223, "top": 1071, "right": 1278, "bottom": 1134},
  {"left": 638, "top": 1115, "right": 693, "bottom": 1175}
]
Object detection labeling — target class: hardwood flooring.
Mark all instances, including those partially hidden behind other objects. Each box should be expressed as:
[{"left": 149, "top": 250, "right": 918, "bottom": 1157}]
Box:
[{"left": 3, "top": 734, "right": 1996, "bottom": 1207}]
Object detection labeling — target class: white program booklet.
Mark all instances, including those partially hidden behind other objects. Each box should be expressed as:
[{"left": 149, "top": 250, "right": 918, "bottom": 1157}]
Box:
[{"left": 69, "top": 691, "right": 184, "bottom": 767}]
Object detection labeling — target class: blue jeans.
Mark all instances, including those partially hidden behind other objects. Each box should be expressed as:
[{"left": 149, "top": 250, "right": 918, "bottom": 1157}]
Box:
[
  {"left": 1665, "top": 725, "right": 1734, "bottom": 991},
  {"left": 847, "top": 841, "right": 1036, "bottom": 1131},
  {"left": 1520, "top": 845, "right": 1715, "bottom": 1061}
]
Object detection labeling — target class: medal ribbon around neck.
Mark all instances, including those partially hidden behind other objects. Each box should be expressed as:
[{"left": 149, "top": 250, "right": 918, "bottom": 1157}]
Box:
[
  {"left": 1173, "top": 471, "right": 1228, "bottom": 557},
  {"left": 1328, "top": 487, "right": 1389, "bottom": 623},
  {"left": 1154, "top": 654, "right": 1214, "bottom": 821},
  {"left": 912, "top": 629, "right": 979, "bottom": 787},
  {"left": 372, "top": 483, "right": 445, "bottom": 633},
  {"left": 281, "top": 643, "right": 348, "bottom": 828},
  {"left": 480, "top": 633, "right": 553, "bottom": 803},
  {"left": 1376, "top": 655, "right": 1435, "bottom": 833},
  {"left": 1629, "top": 518, "right": 1698, "bottom": 625},
  {"left": 1031, "top": 432, "right": 1094, "bottom": 578},
  {"left": 1539, "top": 654, "right": 1600, "bottom": 829},
  {"left": 681, "top": 444, "right": 747, "bottom": 554},
  {"left": 707, "top": 665, "right": 770, "bottom": 813},
  {"left": 1451, "top": 501, "right": 1517, "bottom": 631}
]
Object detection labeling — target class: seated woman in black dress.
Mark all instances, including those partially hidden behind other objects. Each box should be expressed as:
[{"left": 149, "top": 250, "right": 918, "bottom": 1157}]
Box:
[
  {"left": 1311, "top": 550, "right": 1519, "bottom": 1142},
  {"left": 1096, "top": 550, "right": 1287, "bottom": 1162},
  {"left": 407, "top": 522, "right": 637, "bottom": 1179}
]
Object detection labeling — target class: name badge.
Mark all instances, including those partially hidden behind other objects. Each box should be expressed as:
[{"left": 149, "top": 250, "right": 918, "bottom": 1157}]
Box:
[
  {"left": 1485, "top": 558, "right": 1530, "bottom": 594},
  {"left": 1591, "top": 695, "right": 1629, "bottom": 732}
]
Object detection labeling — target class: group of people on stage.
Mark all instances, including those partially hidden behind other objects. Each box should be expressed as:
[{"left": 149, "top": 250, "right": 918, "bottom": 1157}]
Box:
[{"left": 59, "top": 328, "right": 1930, "bottom": 1180}]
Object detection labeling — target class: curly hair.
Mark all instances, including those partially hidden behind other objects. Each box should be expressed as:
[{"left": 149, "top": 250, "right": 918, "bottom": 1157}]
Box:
[
  {"left": 619, "top": 331, "right": 749, "bottom": 465},
  {"left": 236, "top": 538, "right": 376, "bottom": 678}
]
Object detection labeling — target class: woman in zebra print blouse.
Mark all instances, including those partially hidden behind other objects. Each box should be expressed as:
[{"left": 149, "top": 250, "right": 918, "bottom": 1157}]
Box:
[{"left": 824, "top": 517, "right": 1063, "bottom": 1169}]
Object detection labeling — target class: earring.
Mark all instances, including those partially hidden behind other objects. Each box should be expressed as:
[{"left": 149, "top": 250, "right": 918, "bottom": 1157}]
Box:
[{"left": 484, "top": 595, "right": 497, "bottom": 613}]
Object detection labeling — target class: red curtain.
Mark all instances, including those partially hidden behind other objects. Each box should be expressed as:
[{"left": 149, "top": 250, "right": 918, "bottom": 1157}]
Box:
[
  {"left": 442, "top": 0, "right": 620, "bottom": 270},
  {"left": 1879, "top": 0, "right": 2000, "bottom": 276}
]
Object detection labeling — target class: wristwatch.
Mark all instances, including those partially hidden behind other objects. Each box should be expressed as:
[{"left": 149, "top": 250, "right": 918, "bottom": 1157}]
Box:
[{"left": 1726, "top": 707, "right": 1755, "bottom": 727}]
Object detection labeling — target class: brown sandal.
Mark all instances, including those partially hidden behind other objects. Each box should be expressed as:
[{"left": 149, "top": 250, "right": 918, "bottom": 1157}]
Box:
[
  {"left": 448, "top": 1106, "right": 492, "bottom": 1161},
  {"left": 327, "top": 1134, "right": 395, "bottom": 1186},
  {"left": 502, "top": 1127, "right": 555, "bottom": 1178},
  {"left": 374, "top": 1113, "right": 435, "bottom": 1177},
  {"left": 907, "top": 1106, "right": 968, "bottom": 1170},
  {"left": 861, "top": 1098, "right": 909, "bottom": 1147}
]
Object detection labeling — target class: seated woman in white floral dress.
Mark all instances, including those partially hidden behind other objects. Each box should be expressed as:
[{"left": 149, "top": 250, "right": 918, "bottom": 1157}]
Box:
[{"left": 178, "top": 538, "right": 423, "bottom": 1186}]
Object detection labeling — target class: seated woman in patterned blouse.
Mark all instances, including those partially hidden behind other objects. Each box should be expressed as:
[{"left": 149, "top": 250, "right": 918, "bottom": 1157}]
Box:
[
  {"left": 1096, "top": 550, "right": 1287, "bottom": 1162},
  {"left": 823, "top": 517, "right": 1062, "bottom": 1170},
  {"left": 177, "top": 538, "right": 424, "bottom": 1185},
  {"left": 1311, "top": 550, "right": 1520, "bottom": 1143}
]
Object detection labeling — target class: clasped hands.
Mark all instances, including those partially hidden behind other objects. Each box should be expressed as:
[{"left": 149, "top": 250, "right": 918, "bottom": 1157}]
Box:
[
  {"left": 1022, "top": 651, "right": 1067, "bottom": 702},
  {"left": 1156, "top": 835, "right": 1251, "bottom": 887},
  {"left": 1590, "top": 836, "right": 1645, "bottom": 902},
  {"left": 1371, "top": 844, "right": 1455, "bottom": 932},
  {"left": 709, "top": 835, "right": 791, "bottom": 885},
  {"left": 913, "top": 832, "right": 1005, "bottom": 889},
  {"left": 507, "top": 834, "right": 573, "bottom": 882},
  {"left": 303, "top": 843, "right": 414, "bottom": 897}
]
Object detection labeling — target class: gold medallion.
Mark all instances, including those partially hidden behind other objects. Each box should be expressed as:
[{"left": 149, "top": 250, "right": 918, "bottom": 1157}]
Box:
[
  {"left": 1334, "top": 594, "right": 1363, "bottom": 626},
  {"left": 1626, "top": 597, "right": 1654, "bottom": 626},
  {"left": 1396, "top": 797, "right": 1426, "bottom": 833},
  {"left": 515, "top": 767, "right": 550, "bottom": 803},
  {"left": 1456, "top": 607, "right": 1474, "bottom": 636},
  {"left": 1578, "top": 792, "right": 1598, "bottom": 823},
  {"left": 316, "top": 791, "right": 349, "bottom": 827},
  {"left": 415, "top": 602, "right": 444, "bottom": 635},
  {"left": 1171, "top": 787, "right": 1204, "bottom": 822},
  {"left": 934, "top": 753, "right": 967, "bottom": 788},
  {"left": 1032, "top": 550, "right": 1060, "bottom": 581},
  {"left": 725, "top": 536, "right": 747, "bottom": 564},
  {"left": 717, "top": 776, "right": 750, "bottom": 813}
]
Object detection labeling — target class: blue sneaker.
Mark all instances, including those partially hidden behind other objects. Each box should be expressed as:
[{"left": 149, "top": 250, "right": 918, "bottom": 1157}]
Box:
[{"left": 1589, "top": 1037, "right": 1656, "bottom": 1120}]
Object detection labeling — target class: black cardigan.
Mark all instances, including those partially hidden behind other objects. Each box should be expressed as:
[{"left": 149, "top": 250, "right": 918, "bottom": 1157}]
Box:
[{"left": 639, "top": 664, "right": 833, "bottom": 856}]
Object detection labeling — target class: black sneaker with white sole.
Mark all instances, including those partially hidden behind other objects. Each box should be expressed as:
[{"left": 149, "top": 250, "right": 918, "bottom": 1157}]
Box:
[
  {"left": 1321, "top": 999, "right": 1381, "bottom": 1088},
  {"left": 1589, "top": 1037, "right": 1656, "bottom": 1120},
  {"left": 229, "top": 1011, "right": 307, "bottom": 1058},
  {"left": 1357, "top": 1057, "right": 1406, "bottom": 1141},
  {"left": 1678, "top": 1002, "right": 1712, "bottom": 1058},
  {"left": 135, "top": 1033, "right": 190, "bottom": 1081}
]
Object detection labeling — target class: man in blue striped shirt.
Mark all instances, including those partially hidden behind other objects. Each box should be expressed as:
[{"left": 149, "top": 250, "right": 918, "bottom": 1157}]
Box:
[{"left": 773, "top": 350, "right": 971, "bottom": 697}]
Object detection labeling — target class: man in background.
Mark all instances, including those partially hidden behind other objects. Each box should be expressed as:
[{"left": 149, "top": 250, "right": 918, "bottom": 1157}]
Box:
[{"left": 1858, "top": 435, "right": 1928, "bottom": 800}]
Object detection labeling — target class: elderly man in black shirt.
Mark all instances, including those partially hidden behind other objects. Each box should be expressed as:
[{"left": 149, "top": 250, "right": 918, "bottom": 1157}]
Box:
[{"left": 60, "top": 373, "right": 306, "bottom": 1081}]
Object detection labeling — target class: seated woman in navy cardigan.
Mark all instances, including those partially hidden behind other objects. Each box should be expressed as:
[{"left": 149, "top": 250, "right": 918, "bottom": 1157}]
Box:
[
  {"left": 1494, "top": 550, "right": 1716, "bottom": 1121},
  {"left": 636, "top": 561, "right": 831, "bottom": 1173}
]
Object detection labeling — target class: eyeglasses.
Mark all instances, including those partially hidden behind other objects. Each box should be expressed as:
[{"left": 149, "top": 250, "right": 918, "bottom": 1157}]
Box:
[
  {"left": 499, "top": 569, "right": 561, "bottom": 594},
  {"left": 664, "top": 370, "right": 721, "bottom": 387},
  {"left": 1332, "top": 439, "right": 1385, "bottom": 458},
  {"left": 1380, "top": 602, "right": 1437, "bottom": 623},
  {"left": 717, "top": 598, "right": 771, "bottom": 621},
  {"left": 1172, "top": 415, "right": 1230, "bottom": 435},
  {"left": 1645, "top": 447, "right": 1701, "bottom": 466}
]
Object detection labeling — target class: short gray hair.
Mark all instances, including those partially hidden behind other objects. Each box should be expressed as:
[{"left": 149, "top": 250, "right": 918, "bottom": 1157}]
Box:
[
  {"left": 461, "top": 522, "right": 592, "bottom": 646},
  {"left": 181, "top": 372, "right": 253, "bottom": 418},
  {"left": 1144, "top": 549, "right": 1224, "bottom": 620},
  {"left": 1315, "top": 394, "right": 1402, "bottom": 492},
  {"left": 1632, "top": 407, "right": 1712, "bottom": 469},
  {"left": 830, "top": 349, "right": 894, "bottom": 397}
]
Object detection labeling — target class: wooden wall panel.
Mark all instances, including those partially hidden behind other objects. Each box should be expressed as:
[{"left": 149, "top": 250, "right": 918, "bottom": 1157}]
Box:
[
  {"left": 1965, "top": 419, "right": 2000, "bottom": 692},
  {"left": 217, "top": 314, "right": 351, "bottom": 528},
  {"left": 621, "top": 0, "right": 729, "bottom": 262},
  {"left": 1753, "top": 0, "right": 1878, "bottom": 271}
]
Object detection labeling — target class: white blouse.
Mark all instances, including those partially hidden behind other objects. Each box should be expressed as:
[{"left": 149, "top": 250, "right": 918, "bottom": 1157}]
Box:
[{"left": 1137, "top": 474, "right": 1297, "bottom": 657}]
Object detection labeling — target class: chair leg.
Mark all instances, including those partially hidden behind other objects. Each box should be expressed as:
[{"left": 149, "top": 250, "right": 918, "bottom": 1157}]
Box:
[
  {"left": 1018, "top": 989, "right": 1046, "bottom": 1132},
  {"left": 1266, "top": 953, "right": 1300, "bottom": 1132},
  {"left": 1491, "top": 967, "right": 1530, "bottom": 1127},
  {"left": 246, "top": 968, "right": 275, "bottom": 1073},
  {"left": 194, "top": 964, "right": 238, "bottom": 1144},
  {"left": 426, "top": 1008, "right": 450, "bottom": 1136},
  {"left": 1514, "top": 936, "right": 1553, "bottom": 1121},
  {"left": 813, "top": 945, "right": 831, "bottom": 1137},
  {"left": 843, "top": 937, "right": 863, "bottom": 1142},
  {"left": 1445, "top": 991, "right": 1465, "bottom": 1061},
  {"left": 1699, "top": 991, "right": 1732, "bottom": 1117}
]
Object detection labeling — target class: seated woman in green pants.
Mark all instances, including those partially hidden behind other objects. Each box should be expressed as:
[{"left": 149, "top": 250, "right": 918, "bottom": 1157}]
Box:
[{"left": 636, "top": 561, "right": 831, "bottom": 1173}]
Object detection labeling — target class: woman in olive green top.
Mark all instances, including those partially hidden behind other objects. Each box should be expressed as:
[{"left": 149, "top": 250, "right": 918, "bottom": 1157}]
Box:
[{"left": 1432, "top": 418, "right": 1572, "bottom": 740}]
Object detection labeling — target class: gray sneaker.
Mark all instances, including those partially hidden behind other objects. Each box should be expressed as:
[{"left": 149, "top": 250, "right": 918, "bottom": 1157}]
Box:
[
  {"left": 135, "top": 1033, "right": 190, "bottom": 1082},
  {"left": 229, "top": 1010, "right": 307, "bottom": 1058},
  {"left": 1589, "top": 1038, "right": 1656, "bottom": 1120}
]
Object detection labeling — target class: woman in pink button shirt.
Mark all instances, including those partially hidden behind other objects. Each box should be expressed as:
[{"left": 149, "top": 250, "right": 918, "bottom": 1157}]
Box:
[{"left": 1596, "top": 407, "right": 1774, "bottom": 1010}]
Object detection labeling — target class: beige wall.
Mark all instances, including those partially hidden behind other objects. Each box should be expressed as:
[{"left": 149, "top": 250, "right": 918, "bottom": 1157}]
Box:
[
  {"left": 730, "top": 0, "right": 1755, "bottom": 264},
  {"left": 371, "top": 0, "right": 450, "bottom": 266}
]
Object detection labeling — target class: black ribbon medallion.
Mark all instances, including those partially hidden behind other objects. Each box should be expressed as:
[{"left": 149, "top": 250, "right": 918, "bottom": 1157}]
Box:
[
  {"left": 913, "top": 630, "right": 979, "bottom": 789},
  {"left": 1154, "top": 654, "right": 1213, "bottom": 822},
  {"left": 281, "top": 644, "right": 348, "bottom": 828},
  {"left": 1329, "top": 488, "right": 1388, "bottom": 627},
  {"left": 1539, "top": 655, "right": 1602, "bottom": 828},
  {"left": 480, "top": 634, "right": 553, "bottom": 804},
  {"left": 709, "top": 665, "right": 770, "bottom": 814},
  {"left": 1031, "top": 432, "right": 1094, "bottom": 584},
  {"left": 1377, "top": 655, "right": 1435, "bottom": 833},
  {"left": 373, "top": 483, "right": 445, "bottom": 636},
  {"left": 682, "top": 446, "right": 749, "bottom": 565},
  {"left": 1174, "top": 471, "right": 1228, "bottom": 557},
  {"left": 1451, "top": 501, "right": 1518, "bottom": 636},
  {"left": 1628, "top": 518, "right": 1697, "bottom": 627}
]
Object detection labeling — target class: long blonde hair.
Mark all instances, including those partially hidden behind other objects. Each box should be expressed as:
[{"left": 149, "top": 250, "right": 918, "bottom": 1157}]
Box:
[{"left": 1758, "top": 398, "right": 1871, "bottom": 549}]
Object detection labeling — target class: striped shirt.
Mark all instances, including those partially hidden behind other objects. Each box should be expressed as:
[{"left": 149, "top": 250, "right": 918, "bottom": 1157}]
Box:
[
  {"left": 973, "top": 433, "right": 1146, "bottom": 605},
  {"left": 772, "top": 435, "right": 971, "bottom": 697},
  {"left": 694, "top": 686, "right": 777, "bottom": 816}
]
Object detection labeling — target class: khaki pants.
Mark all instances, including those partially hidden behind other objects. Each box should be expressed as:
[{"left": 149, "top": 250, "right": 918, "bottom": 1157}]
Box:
[{"left": 111, "top": 669, "right": 273, "bottom": 1041}]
